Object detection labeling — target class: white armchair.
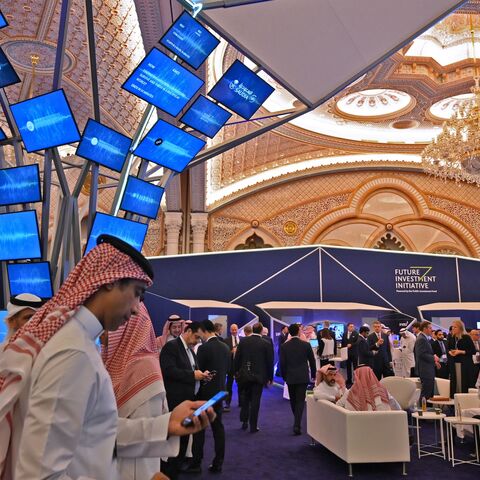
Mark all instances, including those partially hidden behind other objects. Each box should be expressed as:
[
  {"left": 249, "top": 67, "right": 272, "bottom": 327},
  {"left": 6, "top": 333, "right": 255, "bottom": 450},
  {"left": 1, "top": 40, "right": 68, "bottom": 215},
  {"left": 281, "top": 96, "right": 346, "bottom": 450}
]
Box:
[{"left": 380, "top": 377, "right": 417, "bottom": 410}]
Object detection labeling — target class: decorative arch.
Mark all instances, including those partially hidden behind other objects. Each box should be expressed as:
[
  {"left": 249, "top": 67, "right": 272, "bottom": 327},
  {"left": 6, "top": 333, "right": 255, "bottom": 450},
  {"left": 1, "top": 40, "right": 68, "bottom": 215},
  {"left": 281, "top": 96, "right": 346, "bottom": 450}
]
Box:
[
  {"left": 225, "top": 226, "right": 282, "bottom": 251},
  {"left": 301, "top": 176, "right": 480, "bottom": 256}
]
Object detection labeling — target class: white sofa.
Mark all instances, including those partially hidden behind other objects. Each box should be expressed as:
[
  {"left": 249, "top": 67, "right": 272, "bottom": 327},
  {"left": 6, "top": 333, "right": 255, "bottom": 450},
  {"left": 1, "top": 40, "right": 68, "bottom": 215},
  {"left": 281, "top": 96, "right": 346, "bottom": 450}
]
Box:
[{"left": 306, "top": 396, "right": 410, "bottom": 476}]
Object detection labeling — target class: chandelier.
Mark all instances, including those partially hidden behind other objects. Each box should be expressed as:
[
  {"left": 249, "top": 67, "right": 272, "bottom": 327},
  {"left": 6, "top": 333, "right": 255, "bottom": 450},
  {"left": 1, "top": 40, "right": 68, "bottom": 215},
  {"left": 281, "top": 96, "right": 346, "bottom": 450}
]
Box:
[{"left": 422, "top": 17, "right": 480, "bottom": 186}]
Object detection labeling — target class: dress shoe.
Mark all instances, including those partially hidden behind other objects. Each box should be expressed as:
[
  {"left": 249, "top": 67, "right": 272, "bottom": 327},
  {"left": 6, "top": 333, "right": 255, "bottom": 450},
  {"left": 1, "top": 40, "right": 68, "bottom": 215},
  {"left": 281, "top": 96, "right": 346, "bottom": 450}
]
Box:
[
  {"left": 241, "top": 422, "right": 248, "bottom": 430},
  {"left": 208, "top": 464, "right": 222, "bottom": 473},
  {"left": 293, "top": 427, "right": 301, "bottom": 435},
  {"left": 182, "top": 464, "right": 202, "bottom": 474},
  {"left": 250, "top": 427, "right": 260, "bottom": 433}
]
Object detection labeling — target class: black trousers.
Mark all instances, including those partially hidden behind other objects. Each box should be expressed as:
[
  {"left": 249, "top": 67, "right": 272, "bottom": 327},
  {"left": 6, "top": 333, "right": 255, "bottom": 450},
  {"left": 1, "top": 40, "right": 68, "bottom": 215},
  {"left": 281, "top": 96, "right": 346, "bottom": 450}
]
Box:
[
  {"left": 160, "top": 433, "right": 189, "bottom": 480},
  {"left": 420, "top": 376, "right": 435, "bottom": 400},
  {"left": 226, "top": 372, "right": 236, "bottom": 406},
  {"left": 239, "top": 381, "right": 264, "bottom": 430},
  {"left": 287, "top": 383, "right": 308, "bottom": 429},
  {"left": 436, "top": 362, "right": 449, "bottom": 379},
  {"left": 373, "top": 361, "right": 394, "bottom": 381},
  {"left": 346, "top": 354, "right": 358, "bottom": 385},
  {"left": 192, "top": 403, "right": 225, "bottom": 467}
]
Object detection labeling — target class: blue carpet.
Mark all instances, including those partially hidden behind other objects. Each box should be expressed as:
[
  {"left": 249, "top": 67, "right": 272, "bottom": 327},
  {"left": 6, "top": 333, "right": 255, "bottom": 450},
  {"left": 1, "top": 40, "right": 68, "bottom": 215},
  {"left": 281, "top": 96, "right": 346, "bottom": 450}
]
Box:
[{"left": 195, "top": 384, "right": 478, "bottom": 479}]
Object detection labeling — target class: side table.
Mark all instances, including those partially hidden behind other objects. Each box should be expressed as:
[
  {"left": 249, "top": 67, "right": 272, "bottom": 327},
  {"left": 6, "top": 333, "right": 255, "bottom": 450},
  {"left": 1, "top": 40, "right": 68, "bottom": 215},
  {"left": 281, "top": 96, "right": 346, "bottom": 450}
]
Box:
[
  {"left": 412, "top": 411, "right": 446, "bottom": 459},
  {"left": 444, "top": 416, "right": 480, "bottom": 467}
]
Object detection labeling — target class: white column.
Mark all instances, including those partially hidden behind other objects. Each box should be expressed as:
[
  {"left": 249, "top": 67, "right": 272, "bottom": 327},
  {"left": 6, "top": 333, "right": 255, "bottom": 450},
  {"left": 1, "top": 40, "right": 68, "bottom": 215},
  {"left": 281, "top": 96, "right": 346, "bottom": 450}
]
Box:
[
  {"left": 164, "top": 211, "right": 183, "bottom": 256},
  {"left": 190, "top": 212, "right": 209, "bottom": 253}
]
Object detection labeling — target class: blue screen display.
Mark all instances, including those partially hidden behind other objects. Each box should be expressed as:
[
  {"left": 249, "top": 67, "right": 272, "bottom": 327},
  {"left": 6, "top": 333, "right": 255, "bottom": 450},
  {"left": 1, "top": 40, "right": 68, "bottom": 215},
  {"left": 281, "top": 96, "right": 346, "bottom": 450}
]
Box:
[
  {"left": 208, "top": 60, "right": 275, "bottom": 120},
  {"left": 0, "top": 11, "right": 7, "bottom": 29},
  {"left": 0, "top": 311, "right": 7, "bottom": 345},
  {"left": 180, "top": 95, "right": 232, "bottom": 138},
  {"left": 0, "top": 47, "right": 20, "bottom": 89},
  {"left": 134, "top": 119, "right": 205, "bottom": 173},
  {"left": 0, "top": 127, "right": 6, "bottom": 140},
  {"left": 0, "top": 210, "right": 41, "bottom": 261},
  {"left": 0, "top": 164, "right": 41, "bottom": 206},
  {"left": 122, "top": 48, "right": 204, "bottom": 117},
  {"left": 8, "top": 262, "right": 53, "bottom": 298},
  {"left": 120, "top": 176, "right": 164, "bottom": 219},
  {"left": 160, "top": 11, "right": 220, "bottom": 70},
  {"left": 85, "top": 212, "right": 148, "bottom": 254},
  {"left": 11, "top": 90, "right": 81, "bottom": 153},
  {"left": 76, "top": 119, "right": 131, "bottom": 172}
]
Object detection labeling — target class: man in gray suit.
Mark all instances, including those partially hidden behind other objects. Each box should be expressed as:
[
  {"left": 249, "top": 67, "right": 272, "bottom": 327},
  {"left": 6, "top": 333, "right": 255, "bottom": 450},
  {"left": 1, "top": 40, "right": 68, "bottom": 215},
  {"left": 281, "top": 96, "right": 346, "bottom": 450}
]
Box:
[{"left": 414, "top": 321, "right": 439, "bottom": 400}]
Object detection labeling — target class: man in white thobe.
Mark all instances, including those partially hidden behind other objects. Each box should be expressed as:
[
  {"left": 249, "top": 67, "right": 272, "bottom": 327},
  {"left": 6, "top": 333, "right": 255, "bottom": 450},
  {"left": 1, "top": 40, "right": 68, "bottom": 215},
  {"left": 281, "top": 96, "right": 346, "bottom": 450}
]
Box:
[
  {"left": 0, "top": 235, "right": 214, "bottom": 480},
  {"left": 396, "top": 328, "right": 416, "bottom": 377}
]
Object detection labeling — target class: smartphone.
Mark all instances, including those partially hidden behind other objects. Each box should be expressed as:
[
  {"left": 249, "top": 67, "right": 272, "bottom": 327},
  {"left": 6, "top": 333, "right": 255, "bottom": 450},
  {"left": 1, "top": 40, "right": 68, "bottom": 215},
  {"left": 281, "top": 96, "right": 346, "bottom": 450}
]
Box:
[{"left": 181, "top": 391, "right": 228, "bottom": 427}]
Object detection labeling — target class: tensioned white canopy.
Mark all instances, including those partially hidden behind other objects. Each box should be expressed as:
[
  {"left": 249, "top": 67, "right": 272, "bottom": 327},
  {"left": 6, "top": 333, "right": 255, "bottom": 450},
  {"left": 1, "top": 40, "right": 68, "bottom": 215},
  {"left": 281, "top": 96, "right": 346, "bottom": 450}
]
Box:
[
  {"left": 418, "top": 302, "right": 480, "bottom": 311},
  {"left": 202, "top": 0, "right": 466, "bottom": 106},
  {"left": 257, "top": 301, "right": 392, "bottom": 311}
]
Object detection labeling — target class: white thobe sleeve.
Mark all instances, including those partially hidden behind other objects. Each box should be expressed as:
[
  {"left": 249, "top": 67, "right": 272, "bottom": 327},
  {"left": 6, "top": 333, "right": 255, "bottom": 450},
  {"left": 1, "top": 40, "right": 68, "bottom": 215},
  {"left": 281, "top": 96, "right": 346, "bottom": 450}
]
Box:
[
  {"left": 115, "top": 393, "right": 179, "bottom": 459},
  {"left": 15, "top": 350, "right": 97, "bottom": 480}
]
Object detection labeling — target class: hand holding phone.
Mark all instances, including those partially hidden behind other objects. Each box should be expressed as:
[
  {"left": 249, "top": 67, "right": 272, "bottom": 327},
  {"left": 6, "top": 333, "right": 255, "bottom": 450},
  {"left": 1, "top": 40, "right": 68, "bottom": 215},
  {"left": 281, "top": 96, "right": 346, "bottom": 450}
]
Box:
[{"left": 181, "top": 391, "right": 227, "bottom": 427}]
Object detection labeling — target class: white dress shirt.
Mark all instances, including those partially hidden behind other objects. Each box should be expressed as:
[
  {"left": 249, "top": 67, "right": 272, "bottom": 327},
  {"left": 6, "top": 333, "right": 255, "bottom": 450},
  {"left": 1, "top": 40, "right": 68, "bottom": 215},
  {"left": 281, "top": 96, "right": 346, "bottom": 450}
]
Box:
[
  {"left": 10, "top": 306, "right": 178, "bottom": 480},
  {"left": 179, "top": 335, "right": 199, "bottom": 395}
]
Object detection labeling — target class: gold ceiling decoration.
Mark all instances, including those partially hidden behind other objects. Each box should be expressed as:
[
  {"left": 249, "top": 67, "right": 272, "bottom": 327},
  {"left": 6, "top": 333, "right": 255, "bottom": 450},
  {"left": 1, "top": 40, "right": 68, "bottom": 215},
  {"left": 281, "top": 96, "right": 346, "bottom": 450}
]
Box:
[{"left": 422, "top": 16, "right": 480, "bottom": 186}]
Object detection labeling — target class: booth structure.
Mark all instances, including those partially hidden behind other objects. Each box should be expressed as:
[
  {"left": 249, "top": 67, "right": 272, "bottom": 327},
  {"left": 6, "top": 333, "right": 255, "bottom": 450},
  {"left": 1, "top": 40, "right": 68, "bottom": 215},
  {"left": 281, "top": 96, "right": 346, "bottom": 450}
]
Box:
[
  {"left": 418, "top": 302, "right": 480, "bottom": 330},
  {"left": 144, "top": 295, "right": 257, "bottom": 336}
]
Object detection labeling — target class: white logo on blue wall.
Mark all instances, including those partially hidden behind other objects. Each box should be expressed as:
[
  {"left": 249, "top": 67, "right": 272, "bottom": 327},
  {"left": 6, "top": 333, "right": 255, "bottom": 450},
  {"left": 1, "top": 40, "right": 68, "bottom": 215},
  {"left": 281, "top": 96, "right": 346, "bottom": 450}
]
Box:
[
  {"left": 229, "top": 79, "right": 257, "bottom": 103},
  {"left": 394, "top": 266, "right": 437, "bottom": 293}
]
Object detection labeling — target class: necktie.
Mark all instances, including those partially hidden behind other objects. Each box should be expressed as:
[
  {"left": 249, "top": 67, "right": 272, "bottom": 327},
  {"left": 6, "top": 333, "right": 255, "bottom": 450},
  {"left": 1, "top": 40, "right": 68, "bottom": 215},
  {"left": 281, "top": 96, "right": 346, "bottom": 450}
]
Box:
[
  {"left": 233, "top": 336, "right": 237, "bottom": 347},
  {"left": 440, "top": 341, "right": 446, "bottom": 355}
]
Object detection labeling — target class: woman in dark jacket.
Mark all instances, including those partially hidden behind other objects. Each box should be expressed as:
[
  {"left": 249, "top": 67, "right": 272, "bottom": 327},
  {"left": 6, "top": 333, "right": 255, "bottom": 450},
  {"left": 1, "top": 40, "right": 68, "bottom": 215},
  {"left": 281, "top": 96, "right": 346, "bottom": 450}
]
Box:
[{"left": 447, "top": 319, "right": 476, "bottom": 397}]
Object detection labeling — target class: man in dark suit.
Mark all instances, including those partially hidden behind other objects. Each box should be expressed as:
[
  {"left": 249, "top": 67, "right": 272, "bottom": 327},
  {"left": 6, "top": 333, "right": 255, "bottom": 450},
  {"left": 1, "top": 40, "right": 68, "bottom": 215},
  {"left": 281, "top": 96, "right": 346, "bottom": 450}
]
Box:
[
  {"left": 160, "top": 322, "right": 211, "bottom": 479},
  {"left": 367, "top": 320, "right": 393, "bottom": 380},
  {"left": 414, "top": 321, "right": 439, "bottom": 400},
  {"left": 357, "top": 326, "right": 375, "bottom": 367},
  {"left": 234, "top": 322, "right": 274, "bottom": 433},
  {"left": 431, "top": 329, "right": 449, "bottom": 379},
  {"left": 188, "top": 320, "right": 230, "bottom": 474},
  {"left": 224, "top": 323, "right": 241, "bottom": 411},
  {"left": 276, "top": 325, "right": 289, "bottom": 377},
  {"left": 341, "top": 322, "right": 359, "bottom": 386},
  {"left": 280, "top": 323, "right": 316, "bottom": 435}
]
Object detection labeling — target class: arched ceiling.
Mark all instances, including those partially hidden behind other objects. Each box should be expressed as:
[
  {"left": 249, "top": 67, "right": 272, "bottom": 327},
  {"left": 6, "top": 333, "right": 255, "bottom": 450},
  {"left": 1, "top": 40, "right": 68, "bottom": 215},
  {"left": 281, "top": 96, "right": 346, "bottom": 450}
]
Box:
[{"left": 205, "top": 0, "right": 480, "bottom": 209}]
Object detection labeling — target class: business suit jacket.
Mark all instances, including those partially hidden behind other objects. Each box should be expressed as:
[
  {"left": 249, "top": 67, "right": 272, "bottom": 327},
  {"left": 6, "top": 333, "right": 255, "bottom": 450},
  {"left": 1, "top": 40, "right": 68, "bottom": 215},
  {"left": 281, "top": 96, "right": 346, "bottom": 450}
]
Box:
[
  {"left": 160, "top": 336, "right": 197, "bottom": 409},
  {"left": 280, "top": 337, "right": 316, "bottom": 384},
  {"left": 234, "top": 334, "right": 274, "bottom": 384},
  {"left": 431, "top": 339, "right": 448, "bottom": 359},
  {"left": 414, "top": 333, "right": 436, "bottom": 380},
  {"left": 341, "top": 330, "right": 359, "bottom": 358},
  {"left": 224, "top": 335, "right": 240, "bottom": 374},
  {"left": 367, "top": 332, "right": 392, "bottom": 366},
  {"left": 196, "top": 336, "right": 231, "bottom": 400},
  {"left": 357, "top": 335, "right": 375, "bottom": 367}
]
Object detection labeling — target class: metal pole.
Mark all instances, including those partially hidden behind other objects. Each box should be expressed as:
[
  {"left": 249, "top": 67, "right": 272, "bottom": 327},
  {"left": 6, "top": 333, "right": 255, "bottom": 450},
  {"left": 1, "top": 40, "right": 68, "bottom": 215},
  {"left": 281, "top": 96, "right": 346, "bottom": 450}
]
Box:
[
  {"left": 50, "top": 197, "right": 68, "bottom": 285},
  {"left": 52, "top": 0, "right": 72, "bottom": 90},
  {"left": 41, "top": 151, "right": 53, "bottom": 260},
  {"left": 186, "top": 106, "right": 311, "bottom": 169},
  {"left": 110, "top": 104, "right": 156, "bottom": 215}
]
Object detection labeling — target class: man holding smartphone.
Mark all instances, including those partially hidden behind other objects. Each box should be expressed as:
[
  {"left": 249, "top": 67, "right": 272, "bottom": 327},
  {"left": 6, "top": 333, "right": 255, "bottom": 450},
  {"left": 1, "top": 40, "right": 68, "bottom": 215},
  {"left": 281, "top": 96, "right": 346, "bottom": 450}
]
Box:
[{"left": 186, "top": 320, "right": 230, "bottom": 474}]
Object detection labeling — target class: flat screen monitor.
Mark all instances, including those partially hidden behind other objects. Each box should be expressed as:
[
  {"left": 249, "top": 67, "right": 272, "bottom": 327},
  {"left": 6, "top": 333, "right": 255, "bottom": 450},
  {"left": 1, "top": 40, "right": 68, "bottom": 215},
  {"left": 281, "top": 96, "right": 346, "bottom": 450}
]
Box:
[
  {"left": 309, "top": 339, "right": 319, "bottom": 348},
  {"left": 180, "top": 95, "right": 232, "bottom": 138},
  {"left": 7, "top": 261, "right": 53, "bottom": 299},
  {"left": 208, "top": 59, "right": 274, "bottom": 120},
  {"left": 0, "top": 164, "right": 41, "bottom": 206},
  {"left": 159, "top": 11, "right": 220, "bottom": 70},
  {"left": 11, "top": 90, "right": 81, "bottom": 153},
  {"left": 76, "top": 119, "right": 131, "bottom": 172},
  {"left": 0, "top": 11, "right": 7, "bottom": 29},
  {"left": 0, "top": 47, "right": 20, "bottom": 89},
  {"left": 0, "top": 311, "right": 7, "bottom": 344},
  {"left": 0, "top": 127, "right": 6, "bottom": 141},
  {"left": 316, "top": 322, "right": 345, "bottom": 341},
  {"left": 85, "top": 212, "right": 148, "bottom": 255},
  {"left": 122, "top": 48, "right": 204, "bottom": 117},
  {"left": 134, "top": 119, "right": 205, "bottom": 173},
  {"left": 120, "top": 176, "right": 164, "bottom": 219},
  {"left": 0, "top": 210, "right": 41, "bottom": 261}
]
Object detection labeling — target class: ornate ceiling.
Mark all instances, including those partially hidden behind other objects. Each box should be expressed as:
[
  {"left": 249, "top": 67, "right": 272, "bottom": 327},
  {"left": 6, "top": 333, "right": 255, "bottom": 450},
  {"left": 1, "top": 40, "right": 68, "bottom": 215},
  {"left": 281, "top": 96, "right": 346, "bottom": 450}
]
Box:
[{"left": 205, "top": 1, "right": 480, "bottom": 209}]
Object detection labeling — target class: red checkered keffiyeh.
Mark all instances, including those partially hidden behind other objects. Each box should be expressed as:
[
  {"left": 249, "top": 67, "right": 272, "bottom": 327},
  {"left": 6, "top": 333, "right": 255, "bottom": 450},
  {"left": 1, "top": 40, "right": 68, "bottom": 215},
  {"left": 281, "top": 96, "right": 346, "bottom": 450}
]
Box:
[
  {"left": 346, "top": 366, "right": 390, "bottom": 411},
  {"left": 102, "top": 302, "right": 163, "bottom": 413},
  {"left": 0, "top": 241, "right": 152, "bottom": 475}
]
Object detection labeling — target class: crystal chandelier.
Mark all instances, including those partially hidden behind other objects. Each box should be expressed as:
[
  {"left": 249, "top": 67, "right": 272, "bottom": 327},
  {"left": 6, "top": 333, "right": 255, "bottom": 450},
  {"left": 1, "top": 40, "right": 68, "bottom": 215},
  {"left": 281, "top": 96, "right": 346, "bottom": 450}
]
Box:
[
  {"left": 422, "top": 78, "right": 480, "bottom": 185},
  {"left": 422, "top": 17, "right": 480, "bottom": 186}
]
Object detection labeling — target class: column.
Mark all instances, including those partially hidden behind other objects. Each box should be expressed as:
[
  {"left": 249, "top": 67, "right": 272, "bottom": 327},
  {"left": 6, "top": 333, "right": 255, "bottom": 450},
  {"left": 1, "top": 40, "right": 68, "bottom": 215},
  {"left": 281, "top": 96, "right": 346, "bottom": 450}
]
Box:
[
  {"left": 164, "top": 211, "right": 183, "bottom": 256},
  {"left": 190, "top": 212, "right": 209, "bottom": 253}
]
